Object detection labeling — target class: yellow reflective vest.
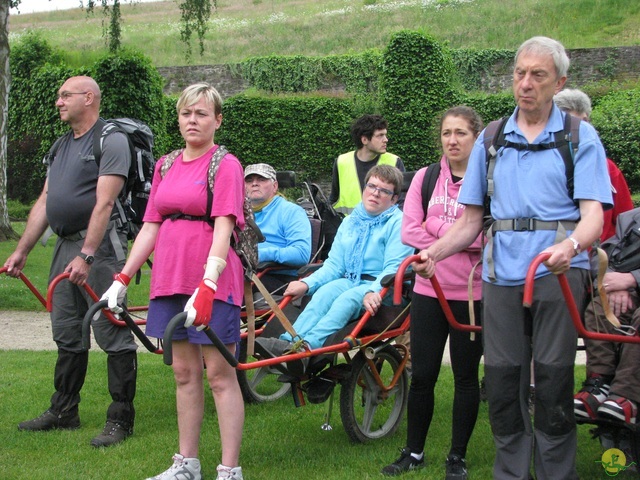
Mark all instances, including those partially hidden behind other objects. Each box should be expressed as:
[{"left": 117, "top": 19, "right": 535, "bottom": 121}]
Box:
[{"left": 333, "top": 151, "right": 398, "bottom": 215}]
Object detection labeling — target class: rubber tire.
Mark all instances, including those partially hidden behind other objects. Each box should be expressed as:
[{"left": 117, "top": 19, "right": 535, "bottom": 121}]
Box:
[
  {"left": 339, "top": 344, "right": 408, "bottom": 443},
  {"left": 236, "top": 338, "right": 291, "bottom": 404}
]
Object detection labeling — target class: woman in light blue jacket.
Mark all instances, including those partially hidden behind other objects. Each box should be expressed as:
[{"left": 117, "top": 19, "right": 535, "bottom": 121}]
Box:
[{"left": 256, "top": 164, "right": 412, "bottom": 356}]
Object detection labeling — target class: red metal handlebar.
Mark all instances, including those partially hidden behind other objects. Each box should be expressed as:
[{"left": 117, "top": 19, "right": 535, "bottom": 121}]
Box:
[
  {"left": 524, "top": 252, "right": 640, "bottom": 344},
  {"left": 396, "top": 254, "right": 482, "bottom": 333},
  {"left": 0, "top": 266, "right": 48, "bottom": 308}
]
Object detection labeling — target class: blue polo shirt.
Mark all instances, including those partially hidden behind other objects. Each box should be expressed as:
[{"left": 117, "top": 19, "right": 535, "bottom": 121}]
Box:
[{"left": 459, "top": 105, "right": 613, "bottom": 286}]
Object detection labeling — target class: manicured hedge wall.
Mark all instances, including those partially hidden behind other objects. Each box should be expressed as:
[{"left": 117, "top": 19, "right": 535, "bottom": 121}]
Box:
[
  {"left": 591, "top": 89, "right": 640, "bottom": 190},
  {"left": 7, "top": 31, "right": 640, "bottom": 204},
  {"left": 216, "top": 94, "right": 355, "bottom": 180}
]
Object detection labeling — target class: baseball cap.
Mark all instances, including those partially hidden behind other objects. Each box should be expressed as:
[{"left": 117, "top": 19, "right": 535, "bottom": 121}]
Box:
[{"left": 244, "top": 163, "right": 277, "bottom": 182}]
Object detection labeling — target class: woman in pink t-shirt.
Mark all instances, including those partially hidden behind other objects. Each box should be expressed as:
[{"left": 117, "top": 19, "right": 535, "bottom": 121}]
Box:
[{"left": 102, "top": 84, "right": 245, "bottom": 480}]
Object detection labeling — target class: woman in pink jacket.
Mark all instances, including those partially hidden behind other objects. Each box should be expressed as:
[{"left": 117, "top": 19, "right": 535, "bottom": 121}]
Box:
[{"left": 382, "top": 106, "right": 484, "bottom": 480}]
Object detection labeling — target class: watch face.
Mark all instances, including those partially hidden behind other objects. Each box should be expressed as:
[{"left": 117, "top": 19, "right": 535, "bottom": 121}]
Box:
[{"left": 80, "top": 253, "right": 95, "bottom": 265}]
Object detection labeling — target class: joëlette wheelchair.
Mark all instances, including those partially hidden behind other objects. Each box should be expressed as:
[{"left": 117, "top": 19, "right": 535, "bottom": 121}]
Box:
[{"left": 162, "top": 254, "right": 415, "bottom": 443}]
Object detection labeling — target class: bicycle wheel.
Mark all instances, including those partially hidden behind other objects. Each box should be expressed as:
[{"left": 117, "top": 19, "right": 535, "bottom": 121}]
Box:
[
  {"left": 236, "top": 338, "right": 291, "bottom": 403},
  {"left": 339, "top": 344, "right": 408, "bottom": 443}
]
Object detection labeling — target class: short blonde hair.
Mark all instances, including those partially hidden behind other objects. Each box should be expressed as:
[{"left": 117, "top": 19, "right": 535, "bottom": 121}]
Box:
[{"left": 176, "top": 83, "right": 223, "bottom": 116}]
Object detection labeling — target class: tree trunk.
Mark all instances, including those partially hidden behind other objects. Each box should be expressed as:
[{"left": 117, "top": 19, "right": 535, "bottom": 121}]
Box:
[{"left": 0, "top": 2, "right": 19, "bottom": 242}]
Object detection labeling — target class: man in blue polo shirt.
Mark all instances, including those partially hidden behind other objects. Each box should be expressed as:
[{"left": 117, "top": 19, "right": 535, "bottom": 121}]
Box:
[{"left": 413, "top": 37, "right": 612, "bottom": 479}]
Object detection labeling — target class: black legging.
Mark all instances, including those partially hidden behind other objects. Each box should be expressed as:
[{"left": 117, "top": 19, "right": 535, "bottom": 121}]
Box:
[{"left": 406, "top": 293, "right": 483, "bottom": 458}]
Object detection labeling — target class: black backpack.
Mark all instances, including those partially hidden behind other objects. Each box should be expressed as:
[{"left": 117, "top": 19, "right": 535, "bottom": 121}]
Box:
[
  {"left": 46, "top": 117, "right": 155, "bottom": 240},
  {"left": 420, "top": 161, "right": 442, "bottom": 217},
  {"left": 160, "top": 146, "right": 264, "bottom": 277}
]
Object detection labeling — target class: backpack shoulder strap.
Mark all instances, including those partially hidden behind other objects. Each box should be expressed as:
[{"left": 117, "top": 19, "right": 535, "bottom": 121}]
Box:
[
  {"left": 206, "top": 145, "right": 229, "bottom": 192},
  {"left": 44, "top": 132, "right": 72, "bottom": 167},
  {"left": 204, "top": 146, "right": 229, "bottom": 219},
  {"left": 420, "top": 162, "right": 442, "bottom": 220},
  {"left": 159, "top": 149, "right": 185, "bottom": 178},
  {"left": 484, "top": 116, "right": 509, "bottom": 199},
  {"left": 554, "top": 112, "right": 581, "bottom": 200},
  {"left": 92, "top": 118, "right": 109, "bottom": 166}
]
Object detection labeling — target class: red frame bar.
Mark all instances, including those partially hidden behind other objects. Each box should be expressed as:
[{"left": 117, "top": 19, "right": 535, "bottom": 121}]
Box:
[{"left": 524, "top": 252, "right": 640, "bottom": 344}]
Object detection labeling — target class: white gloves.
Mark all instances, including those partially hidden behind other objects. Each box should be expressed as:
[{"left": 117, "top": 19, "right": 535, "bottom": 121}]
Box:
[
  {"left": 184, "top": 256, "right": 227, "bottom": 329},
  {"left": 101, "top": 273, "right": 131, "bottom": 314}
]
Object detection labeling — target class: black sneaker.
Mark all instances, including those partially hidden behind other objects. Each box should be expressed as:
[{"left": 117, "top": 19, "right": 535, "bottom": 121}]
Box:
[
  {"left": 90, "top": 420, "right": 133, "bottom": 447},
  {"left": 381, "top": 448, "right": 425, "bottom": 476},
  {"left": 445, "top": 455, "right": 468, "bottom": 480},
  {"left": 18, "top": 409, "right": 80, "bottom": 431}
]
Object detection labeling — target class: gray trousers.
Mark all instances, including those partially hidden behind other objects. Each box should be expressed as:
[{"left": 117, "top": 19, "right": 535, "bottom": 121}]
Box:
[
  {"left": 483, "top": 269, "right": 588, "bottom": 480},
  {"left": 47, "top": 230, "right": 137, "bottom": 422},
  {"left": 49, "top": 231, "right": 136, "bottom": 354}
]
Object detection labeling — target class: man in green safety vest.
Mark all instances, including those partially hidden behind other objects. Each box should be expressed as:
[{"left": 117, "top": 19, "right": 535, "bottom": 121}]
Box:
[{"left": 330, "top": 114, "right": 405, "bottom": 215}]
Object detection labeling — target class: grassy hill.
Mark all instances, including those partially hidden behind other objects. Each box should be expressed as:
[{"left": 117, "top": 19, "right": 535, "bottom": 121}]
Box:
[{"left": 8, "top": 0, "right": 640, "bottom": 68}]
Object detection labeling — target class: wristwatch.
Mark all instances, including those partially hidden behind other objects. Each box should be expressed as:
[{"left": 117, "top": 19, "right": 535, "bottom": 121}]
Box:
[
  {"left": 568, "top": 237, "right": 581, "bottom": 257},
  {"left": 78, "top": 252, "right": 95, "bottom": 265}
]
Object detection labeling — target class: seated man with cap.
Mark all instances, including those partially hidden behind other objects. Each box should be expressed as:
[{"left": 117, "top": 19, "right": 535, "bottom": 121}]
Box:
[{"left": 244, "top": 163, "right": 312, "bottom": 293}]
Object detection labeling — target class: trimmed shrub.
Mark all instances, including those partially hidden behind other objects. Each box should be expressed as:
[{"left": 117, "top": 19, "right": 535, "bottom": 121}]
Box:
[
  {"left": 216, "top": 94, "right": 355, "bottom": 180},
  {"left": 591, "top": 89, "right": 640, "bottom": 191},
  {"left": 380, "top": 31, "right": 460, "bottom": 171}
]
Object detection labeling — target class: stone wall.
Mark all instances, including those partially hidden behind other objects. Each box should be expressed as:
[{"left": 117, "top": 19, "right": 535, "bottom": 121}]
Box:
[
  {"left": 158, "top": 46, "right": 640, "bottom": 97},
  {"left": 477, "top": 46, "right": 640, "bottom": 92}
]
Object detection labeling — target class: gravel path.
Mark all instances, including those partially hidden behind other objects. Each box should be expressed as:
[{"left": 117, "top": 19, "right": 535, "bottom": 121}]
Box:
[
  {"left": 0, "top": 310, "right": 150, "bottom": 351},
  {"left": 0, "top": 309, "right": 586, "bottom": 365}
]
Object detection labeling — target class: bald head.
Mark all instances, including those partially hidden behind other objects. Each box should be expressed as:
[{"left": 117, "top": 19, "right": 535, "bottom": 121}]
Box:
[{"left": 56, "top": 76, "right": 102, "bottom": 134}]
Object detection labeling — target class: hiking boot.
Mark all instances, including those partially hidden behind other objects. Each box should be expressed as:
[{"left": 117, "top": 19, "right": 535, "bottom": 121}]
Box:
[
  {"left": 381, "top": 447, "right": 425, "bottom": 476},
  {"left": 18, "top": 409, "right": 80, "bottom": 431},
  {"left": 574, "top": 375, "right": 610, "bottom": 420},
  {"left": 90, "top": 420, "right": 133, "bottom": 447},
  {"left": 598, "top": 394, "right": 638, "bottom": 425},
  {"left": 145, "top": 454, "right": 201, "bottom": 480},
  {"left": 445, "top": 455, "right": 468, "bottom": 480},
  {"left": 216, "top": 464, "right": 243, "bottom": 480}
]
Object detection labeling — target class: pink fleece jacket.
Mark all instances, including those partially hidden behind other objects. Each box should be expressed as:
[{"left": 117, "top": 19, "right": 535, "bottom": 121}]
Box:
[{"left": 401, "top": 155, "right": 482, "bottom": 301}]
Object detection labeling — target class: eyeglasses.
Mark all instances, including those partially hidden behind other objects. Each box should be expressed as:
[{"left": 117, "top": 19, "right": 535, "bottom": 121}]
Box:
[
  {"left": 365, "top": 183, "right": 394, "bottom": 197},
  {"left": 57, "top": 91, "right": 88, "bottom": 101}
]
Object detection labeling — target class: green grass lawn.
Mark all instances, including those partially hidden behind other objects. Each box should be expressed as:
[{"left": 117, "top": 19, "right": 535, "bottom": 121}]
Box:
[
  {"left": 0, "top": 349, "right": 614, "bottom": 479},
  {"left": 9, "top": 0, "right": 640, "bottom": 68}
]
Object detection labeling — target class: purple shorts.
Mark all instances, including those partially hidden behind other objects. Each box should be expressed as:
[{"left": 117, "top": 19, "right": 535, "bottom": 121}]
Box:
[{"left": 146, "top": 295, "right": 241, "bottom": 345}]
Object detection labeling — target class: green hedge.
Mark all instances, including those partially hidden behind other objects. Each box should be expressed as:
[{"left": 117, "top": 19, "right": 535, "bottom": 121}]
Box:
[
  {"left": 216, "top": 94, "right": 355, "bottom": 180},
  {"left": 7, "top": 32, "right": 640, "bottom": 204},
  {"left": 591, "top": 89, "right": 640, "bottom": 190},
  {"left": 381, "top": 31, "right": 460, "bottom": 171}
]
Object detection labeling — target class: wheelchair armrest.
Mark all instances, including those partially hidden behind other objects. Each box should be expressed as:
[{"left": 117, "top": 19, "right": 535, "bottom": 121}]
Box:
[
  {"left": 257, "top": 261, "right": 286, "bottom": 270},
  {"left": 297, "top": 263, "right": 322, "bottom": 277},
  {"left": 380, "top": 269, "right": 415, "bottom": 288},
  {"left": 258, "top": 261, "right": 308, "bottom": 274}
]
